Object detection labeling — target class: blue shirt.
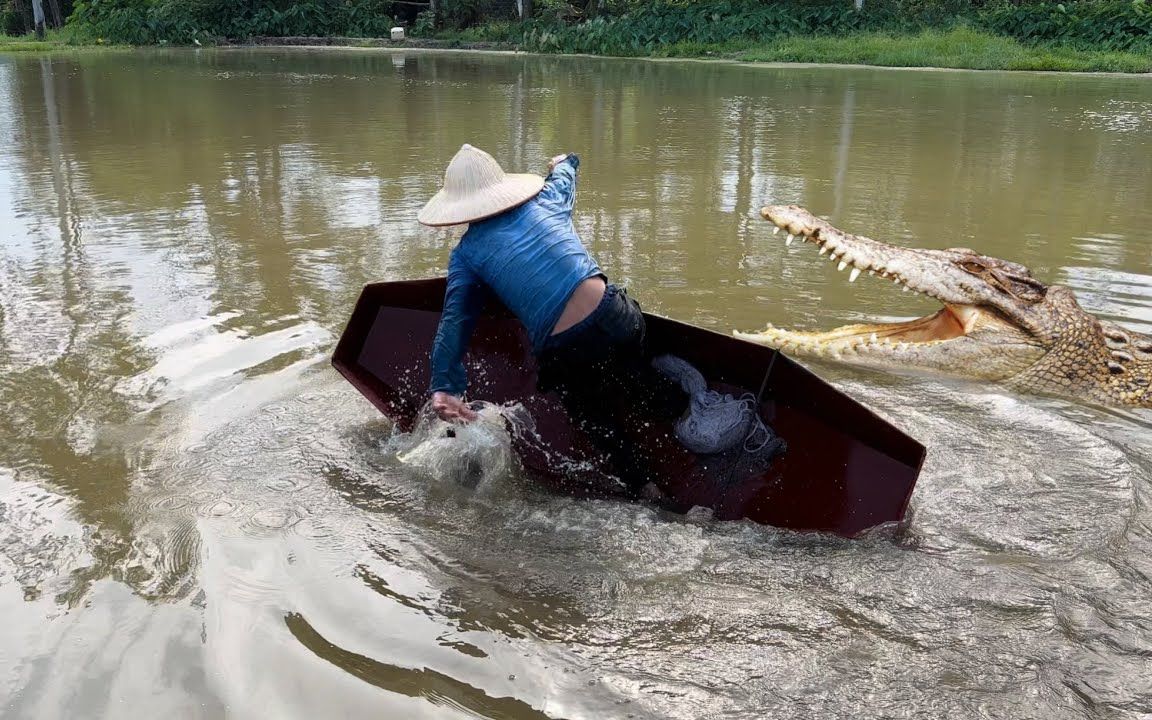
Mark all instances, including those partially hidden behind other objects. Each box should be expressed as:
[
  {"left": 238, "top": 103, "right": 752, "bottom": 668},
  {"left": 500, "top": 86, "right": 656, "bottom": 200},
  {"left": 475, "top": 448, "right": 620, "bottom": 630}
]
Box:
[{"left": 429, "top": 155, "right": 603, "bottom": 396}]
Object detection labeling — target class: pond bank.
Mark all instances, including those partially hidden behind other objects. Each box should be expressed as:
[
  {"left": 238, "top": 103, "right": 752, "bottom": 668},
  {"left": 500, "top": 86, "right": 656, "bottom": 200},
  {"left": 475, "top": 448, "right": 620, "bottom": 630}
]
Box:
[
  {"left": 244, "top": 29, "right": 1152, "bottom": 74},
  {"left": 202, "top": 28, "right": 1152, "bottom": 74},
  {"left": 243, "top": 35, "right": 515, "bottom": 51},
  {"left": 5, "top": 27, "right": 1151, "bottom": 74}
]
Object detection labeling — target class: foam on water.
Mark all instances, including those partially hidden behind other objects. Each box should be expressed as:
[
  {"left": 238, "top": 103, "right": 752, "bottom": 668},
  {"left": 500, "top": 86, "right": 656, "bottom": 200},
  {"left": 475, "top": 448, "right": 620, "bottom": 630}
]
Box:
[{"left": 388, "top": 401, "right": 520, "bottom": 492}]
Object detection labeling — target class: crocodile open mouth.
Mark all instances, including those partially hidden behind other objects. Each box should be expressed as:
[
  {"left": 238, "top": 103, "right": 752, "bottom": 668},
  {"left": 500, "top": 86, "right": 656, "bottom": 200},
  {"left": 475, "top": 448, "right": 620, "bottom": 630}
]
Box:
[
  {"left": 744, "top": 305, "right": 986, "bottom": 356},
  {"left": 731, "top": 204, "right": 1150, "bottom": 407},
  {"left": 733, "top": 206, "right": 1016, "bottom": 357}
]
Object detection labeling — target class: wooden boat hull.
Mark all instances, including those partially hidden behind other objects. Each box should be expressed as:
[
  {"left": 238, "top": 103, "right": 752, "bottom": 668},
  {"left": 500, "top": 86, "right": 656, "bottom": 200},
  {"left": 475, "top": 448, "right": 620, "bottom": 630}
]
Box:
[{"left": 332, "top": 278, "right": 925, "bottom": 536}]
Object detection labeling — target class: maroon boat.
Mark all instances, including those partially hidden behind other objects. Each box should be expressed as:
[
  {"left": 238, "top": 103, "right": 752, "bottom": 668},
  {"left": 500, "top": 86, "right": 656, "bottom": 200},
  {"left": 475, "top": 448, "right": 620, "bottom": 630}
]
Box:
[{"left": 332, "top": 278, "right": 925, "bottom": 537}]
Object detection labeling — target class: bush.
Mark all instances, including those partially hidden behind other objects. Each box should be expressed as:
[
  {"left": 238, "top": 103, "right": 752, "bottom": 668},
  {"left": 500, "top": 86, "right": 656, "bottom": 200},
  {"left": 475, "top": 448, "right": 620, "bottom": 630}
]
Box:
[
  {"left": 519, "top": 0, "right": 1152, "bottom": 56},
  {"left": 70, "top": 0, "right": 154, "bottom": 44},
  {"left": 438, "top": 0, "right": 518, "bottom": 28},
  {"left": 409, "top": 0, "right": 519, "bottom": 34},
  {"left": 63, "top": 0, "right": 1152, "bottom": 53},
  {"left": 521, "top": 1, "right": 895, "bottom": 56},
  {"left": 978, "top": 0, "right": 1152, "bottom": 51},
  {"left": 68, "top": 0, "right": 398, "bottom": 44},
  {"left": 411, "top": 8, "right": 436, "bottom": 36},
  {"left": 4, "top": 7, "right": 29, "bottom": 35}
]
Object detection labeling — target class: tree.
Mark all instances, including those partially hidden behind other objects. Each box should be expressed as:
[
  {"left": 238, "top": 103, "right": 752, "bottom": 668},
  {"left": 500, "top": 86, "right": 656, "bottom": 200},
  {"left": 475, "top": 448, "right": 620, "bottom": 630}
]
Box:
[{"left": 31, "top": 0, "right": 45, "bottom": 38}]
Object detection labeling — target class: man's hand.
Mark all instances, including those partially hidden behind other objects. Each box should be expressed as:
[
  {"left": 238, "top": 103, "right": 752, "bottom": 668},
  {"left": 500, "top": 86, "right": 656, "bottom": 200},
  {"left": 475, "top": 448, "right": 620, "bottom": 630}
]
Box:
[
  {"left": 431, "top": 391, "right": 478, "bottom": 423},
  {"left": 547, "top": 154, "right": 569, "bottom": 173}
]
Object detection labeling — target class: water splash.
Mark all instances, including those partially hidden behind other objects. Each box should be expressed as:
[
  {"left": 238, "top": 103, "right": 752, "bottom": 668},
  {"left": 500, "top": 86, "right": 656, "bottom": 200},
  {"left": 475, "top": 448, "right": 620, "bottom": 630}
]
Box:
[{"left": 388, "top": 401, "right": 520, "bottom": 491}]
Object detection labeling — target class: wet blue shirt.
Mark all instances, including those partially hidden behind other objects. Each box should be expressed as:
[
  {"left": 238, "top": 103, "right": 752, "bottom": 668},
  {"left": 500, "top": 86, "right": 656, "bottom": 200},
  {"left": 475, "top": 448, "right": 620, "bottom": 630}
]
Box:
[{"left": 429, "top": 155, "right": 603, "bottom": 395}]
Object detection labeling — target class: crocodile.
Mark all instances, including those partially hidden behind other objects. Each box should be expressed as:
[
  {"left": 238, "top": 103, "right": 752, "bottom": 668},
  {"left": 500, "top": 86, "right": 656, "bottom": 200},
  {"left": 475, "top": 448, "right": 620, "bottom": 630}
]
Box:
[{"left": 734, "top": 205, "right": 1152, "bottom": 408}]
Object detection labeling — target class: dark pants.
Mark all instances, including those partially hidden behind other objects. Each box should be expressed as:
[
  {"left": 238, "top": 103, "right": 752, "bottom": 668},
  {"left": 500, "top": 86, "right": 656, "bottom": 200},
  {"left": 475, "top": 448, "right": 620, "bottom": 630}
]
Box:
[{"left": 538, "top": 285, "right": 670, "bottom": 495}]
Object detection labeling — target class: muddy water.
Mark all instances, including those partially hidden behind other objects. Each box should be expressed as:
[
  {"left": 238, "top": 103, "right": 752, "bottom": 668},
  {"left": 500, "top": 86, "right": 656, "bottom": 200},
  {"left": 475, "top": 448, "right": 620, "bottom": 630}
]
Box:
[{"left": 2, "top": 48, "right": 1151, "bottom": 719}]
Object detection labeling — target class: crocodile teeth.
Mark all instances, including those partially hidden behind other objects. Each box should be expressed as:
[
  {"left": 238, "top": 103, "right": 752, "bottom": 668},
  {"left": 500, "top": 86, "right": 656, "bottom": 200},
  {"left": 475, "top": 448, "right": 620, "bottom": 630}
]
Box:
[
  {"left": 837, "top": 261, "right": 848, "bottom": 272},
  {"left": 773, "top": 227, "right": 781, "bottom": 235},
  {"left": 819, "top": 246, "right": 829, "bottom": 256},
  {"left": 785, "top": 236, "right": 795, "bottom": 246},
  {"left": 849, "top": 268, "right": 861, "bottom": 282},
  {"left": 870, "top": 333, "right": 878, "bottom": 343},
  {"left": 902, "top": 284, "right": 911, "bottom": 292}
]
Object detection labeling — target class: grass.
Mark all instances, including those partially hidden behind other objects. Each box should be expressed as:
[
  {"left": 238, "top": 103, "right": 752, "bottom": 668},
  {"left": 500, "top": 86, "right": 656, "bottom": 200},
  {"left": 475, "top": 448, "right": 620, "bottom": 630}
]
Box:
[
  {"left": 0, "top": 32, "right": 65, "bottom": 52},
  {"left": 0, "top": 28, "right": 123, "bottom": 52},
  {"left": 420, "top": 21, "right": 522, "bottom": 44},
  {"left": 652, "top": 27, "right": 1152, "bottom": 73}
]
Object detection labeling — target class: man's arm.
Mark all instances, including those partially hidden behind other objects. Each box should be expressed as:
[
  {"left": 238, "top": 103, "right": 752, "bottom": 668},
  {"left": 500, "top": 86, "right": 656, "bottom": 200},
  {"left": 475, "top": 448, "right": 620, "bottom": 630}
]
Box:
[
  {"left": 539, "top": 153, "right": 580, "bottom": 213},
  {"left": 429, "top": 252, "right": 485, "bottom": 421}
]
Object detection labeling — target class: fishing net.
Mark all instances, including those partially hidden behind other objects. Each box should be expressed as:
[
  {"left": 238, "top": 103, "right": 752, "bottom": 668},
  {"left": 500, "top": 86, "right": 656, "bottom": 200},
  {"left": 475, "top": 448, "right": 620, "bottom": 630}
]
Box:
[{"left": 651, "top": 354, "right": 785, "bottom": 459}]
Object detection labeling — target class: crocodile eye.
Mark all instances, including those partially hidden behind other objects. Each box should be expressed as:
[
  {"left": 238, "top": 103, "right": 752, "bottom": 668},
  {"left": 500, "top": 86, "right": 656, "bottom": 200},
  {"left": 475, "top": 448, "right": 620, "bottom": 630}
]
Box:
[
  {"left": 958, "top": 259, "right": 1046, "bottom": 303},
  {"left": 1007, "top": 277, "right": 1047, "bottom": 303}
]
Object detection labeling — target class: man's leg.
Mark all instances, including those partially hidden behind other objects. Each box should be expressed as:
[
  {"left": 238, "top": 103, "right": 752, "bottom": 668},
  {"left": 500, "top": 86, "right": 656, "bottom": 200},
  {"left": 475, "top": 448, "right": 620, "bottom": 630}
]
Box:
[
  {"left": 543, "top": 351, "right": 646, "bottom": 495},
  {"left": 545, "top": 293, "right": 664, "bottom": 496}
]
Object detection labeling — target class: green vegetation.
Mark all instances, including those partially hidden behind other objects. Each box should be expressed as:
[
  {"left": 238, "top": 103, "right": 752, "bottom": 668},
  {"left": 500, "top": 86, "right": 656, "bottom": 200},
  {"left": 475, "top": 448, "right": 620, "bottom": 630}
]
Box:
[
  {"left": 2, "top": 0, "right": 1150, "bottom": 73},
  {"left": 644, "top": 26, "right": 1152, "bottom": 72},
  {"left": 519, "top": 0, "right": 1152, "bottom": 55},
  {"left": 514, "top": 0, "right": 1152, "bottom": 72},
  {"left": 0, "top": 27, "right": 86, "bottom": 50},
  {"left": 0, "top": 34, "right": 58, "bottom": 50},
  {"left": 3, "top": 0, "right": 75, "bottom": 36},
  {"left": 65, "top": 0, "right": 399, "bottom": 45},
  {"left": 737, "top": 27, "right": 1151, "bottom": 72}
]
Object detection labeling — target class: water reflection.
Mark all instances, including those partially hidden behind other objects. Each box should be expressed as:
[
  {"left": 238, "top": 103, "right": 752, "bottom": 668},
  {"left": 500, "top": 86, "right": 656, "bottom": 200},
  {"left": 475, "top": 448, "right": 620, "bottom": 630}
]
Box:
[{"left": 1, "top": 49, "right": 1151, "bottom": 718}]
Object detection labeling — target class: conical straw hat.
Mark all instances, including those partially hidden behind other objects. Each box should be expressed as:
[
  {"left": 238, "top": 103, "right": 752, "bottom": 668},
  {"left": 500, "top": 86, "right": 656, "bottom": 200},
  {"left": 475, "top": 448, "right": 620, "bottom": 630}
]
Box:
[{"left": 418, "top": 144, "right": 545, "bottom": 227}]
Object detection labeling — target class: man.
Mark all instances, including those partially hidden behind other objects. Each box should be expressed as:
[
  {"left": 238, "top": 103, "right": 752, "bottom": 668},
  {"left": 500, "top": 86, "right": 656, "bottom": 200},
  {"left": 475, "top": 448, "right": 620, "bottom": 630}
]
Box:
[{"left": 418, "top": 144, "right": 655, "bottom": 494}]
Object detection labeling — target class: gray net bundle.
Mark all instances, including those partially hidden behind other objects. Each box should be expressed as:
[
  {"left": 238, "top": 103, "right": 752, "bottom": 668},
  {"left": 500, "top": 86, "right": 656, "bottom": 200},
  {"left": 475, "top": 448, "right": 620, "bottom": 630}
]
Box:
[{"left": 651, "top": 354, "right": 780, "bottom": 456}]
